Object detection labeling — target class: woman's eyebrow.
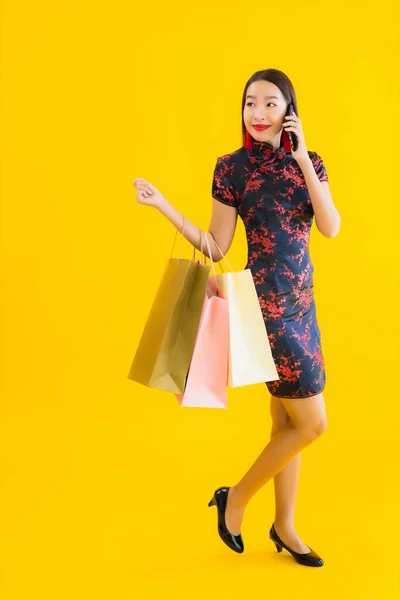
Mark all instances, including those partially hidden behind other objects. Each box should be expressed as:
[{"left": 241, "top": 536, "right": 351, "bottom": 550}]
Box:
[{"left": 246, "top": 95, "right": 279, "bottom": 100}]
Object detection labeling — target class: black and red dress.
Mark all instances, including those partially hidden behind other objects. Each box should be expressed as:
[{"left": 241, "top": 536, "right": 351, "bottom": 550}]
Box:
[{"left": 211, "top": 138, "right": 329, "bottom": 399}]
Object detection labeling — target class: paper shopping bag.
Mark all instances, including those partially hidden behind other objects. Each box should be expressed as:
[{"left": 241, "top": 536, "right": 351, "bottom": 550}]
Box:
[
  {"left": 175, "top": 282, "right": 229, "bottom": 408},
  {"left": 211, "top": 239, "right": 279, "bottom": 388},
  {"left": 127, "top": 226, "right": 210, "bottom": 394}
]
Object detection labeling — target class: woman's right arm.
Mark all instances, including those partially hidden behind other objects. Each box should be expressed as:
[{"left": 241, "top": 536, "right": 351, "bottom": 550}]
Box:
[{"left": 133, "top": 177, "right": 238, "bottom": 263}]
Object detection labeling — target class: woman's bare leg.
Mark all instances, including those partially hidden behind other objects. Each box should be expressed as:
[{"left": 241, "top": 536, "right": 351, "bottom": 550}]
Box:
[
  {"left": 269, "top": 395, "right": 309, "bottom": 553},
  {"left": 270, "top": 395, "right": 301, "bottom": 526},
  {"left": 224, "top": 393, "right": 327, "bottom": 536}
]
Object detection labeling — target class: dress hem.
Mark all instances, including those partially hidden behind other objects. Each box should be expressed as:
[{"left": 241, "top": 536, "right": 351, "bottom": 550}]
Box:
[{"left": 268, "top": 386, "right": 326, "bottom": 400}]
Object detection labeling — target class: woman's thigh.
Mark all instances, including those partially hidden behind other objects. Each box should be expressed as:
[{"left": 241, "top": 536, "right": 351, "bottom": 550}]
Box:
[{"left": 270, "top": 394, "right": 292, "bottom": 432}]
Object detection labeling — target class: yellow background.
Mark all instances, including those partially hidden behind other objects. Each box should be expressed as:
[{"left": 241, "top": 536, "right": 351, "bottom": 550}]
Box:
[{"left": 1, "top": 0, "right": 399, "bottom": 598}]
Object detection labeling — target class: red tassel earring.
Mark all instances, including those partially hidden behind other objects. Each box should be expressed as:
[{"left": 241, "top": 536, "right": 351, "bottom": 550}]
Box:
[
  {"left": 244, "top": 130, "right": 253, "bottom": 150},
  {"left": 281, "top": 128, "right": 292, "bottom": 153}
]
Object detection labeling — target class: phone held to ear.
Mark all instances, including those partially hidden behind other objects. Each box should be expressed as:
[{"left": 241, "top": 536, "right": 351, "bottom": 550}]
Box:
[{"left": 285, "top": 102, "right": 298, "bottom": 152}]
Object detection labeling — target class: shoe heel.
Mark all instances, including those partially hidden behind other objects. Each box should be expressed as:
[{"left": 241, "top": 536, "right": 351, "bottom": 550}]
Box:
[
  {"left": 274, "top": 541, "right": 283, "bottom": 553},
  {"left": 208, "top": 497, "right": 215, "bottom": 507}
]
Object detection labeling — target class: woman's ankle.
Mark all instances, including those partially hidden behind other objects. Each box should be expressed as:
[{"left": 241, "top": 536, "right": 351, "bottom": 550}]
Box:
[
  {"left": 274, "top": 517, "right": 296, "bottom": 532},
  {"left": 228, "top": 485, "right": 247, "bottom": 509}
]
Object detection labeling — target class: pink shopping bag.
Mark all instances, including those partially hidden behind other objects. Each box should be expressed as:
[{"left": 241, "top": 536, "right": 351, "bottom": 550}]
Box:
[{"left": 176, "top": 234, "right": 229, "bottom": 408}]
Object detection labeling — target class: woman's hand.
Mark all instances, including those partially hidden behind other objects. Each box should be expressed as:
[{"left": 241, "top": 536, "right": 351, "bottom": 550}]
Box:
[
  {"left": 132, "top": 178, "right": 166, "bottom": 209},
  {"left": 282, "top": 112, "right": 309, "bottom": 163}
]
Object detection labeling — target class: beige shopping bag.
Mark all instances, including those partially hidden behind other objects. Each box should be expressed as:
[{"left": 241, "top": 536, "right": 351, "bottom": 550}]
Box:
[{"left": 209, "top": 238, "right": 279, "bottom": 388}]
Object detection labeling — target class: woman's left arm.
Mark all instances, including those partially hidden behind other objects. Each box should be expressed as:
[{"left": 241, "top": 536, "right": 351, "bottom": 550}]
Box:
[
  {"left": 283, "top": 112, "right": 341, "bottom": 238},
  {"left": 297, "top": 157, "right": 341, "bottom": 238}
]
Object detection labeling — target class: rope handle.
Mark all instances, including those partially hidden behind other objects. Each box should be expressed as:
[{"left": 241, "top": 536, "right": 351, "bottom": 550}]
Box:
[
  {"left": 202, "top": 232, "right": 219, "bottom": 293},
  {"left": 169, "top": 217, "right": 195, "bottom": 262},
  {"left": 206, "top": 234, "right": 234, "bottom": 272}
]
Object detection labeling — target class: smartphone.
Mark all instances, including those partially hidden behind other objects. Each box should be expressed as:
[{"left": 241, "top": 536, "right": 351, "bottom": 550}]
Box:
[{"left": 285, "top": 103, "right": 298, "bottom": 152}]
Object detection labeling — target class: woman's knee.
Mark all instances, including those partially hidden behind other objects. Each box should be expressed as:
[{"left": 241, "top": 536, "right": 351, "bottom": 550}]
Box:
[
  {"left": 297, "top": 417, "right": 328, "bottom": 441},
  {"left": 278, "top": 393, "right": 328, "bottom": 441}
]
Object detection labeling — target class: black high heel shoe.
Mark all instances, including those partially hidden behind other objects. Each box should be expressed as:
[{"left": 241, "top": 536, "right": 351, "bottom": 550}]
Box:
[
  {"left": 269, "top": 523, "right": 324, "bottom": 567},
  {"left": 208, "top": 487, "right": 244, "bottom": 554}
]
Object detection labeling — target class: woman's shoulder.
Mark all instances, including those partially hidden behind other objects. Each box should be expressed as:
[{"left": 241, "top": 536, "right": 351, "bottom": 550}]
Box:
[
  {"left": 213, "top": 148, "right": 249, "bottom": 185},
  {"left": 214, "top": 146, "right": 247, "bottom": 165},
  {"left": 307, "top": 149, "right": 324, "bottom": 161},
  {"left": 306, "top": 150, "right": 329, "bottom": 181}
]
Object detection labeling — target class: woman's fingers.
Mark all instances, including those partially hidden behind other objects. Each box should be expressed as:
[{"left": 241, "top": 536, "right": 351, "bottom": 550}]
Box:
[
  {"left": 139, "top": 187, "right": 152, "bottom": 197},
  {"left": 132, "top": 177, "right": 163, "bottom": 206},
  {"left": 140, "top": 184, "right": 152, "bottom": 193},
  {"left": 133, "top": 178, "right": 153, "bottom": 195},
  {"left": 134, "top": 177, "right": 150, "bottom": 186},
  {"left": 138, "top": 190, "right": 149, "bottom": 201},
  {"left": 133, "top": 184, "right": 152, "bottom": 197}
]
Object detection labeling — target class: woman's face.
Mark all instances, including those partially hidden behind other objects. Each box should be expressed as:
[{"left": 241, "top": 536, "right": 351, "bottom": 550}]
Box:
[{"left": 243, "top": 80, "right": 288, "bottom": 144}]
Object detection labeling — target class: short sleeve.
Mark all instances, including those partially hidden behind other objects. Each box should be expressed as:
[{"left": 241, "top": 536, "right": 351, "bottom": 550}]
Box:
[
  {"left": 310, "top": 152, "right": 329, "bottom": 182},
  {"left": 211, "top": 156, "right": 239, "bottom": 208}
]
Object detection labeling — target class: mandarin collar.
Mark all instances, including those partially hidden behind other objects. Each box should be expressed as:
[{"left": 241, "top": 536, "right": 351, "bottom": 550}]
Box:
[{"left": 250, "top": 139, "right": 286, "bottom": 161}]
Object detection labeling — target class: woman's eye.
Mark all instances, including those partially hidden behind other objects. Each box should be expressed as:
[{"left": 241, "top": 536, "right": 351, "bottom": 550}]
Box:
[{"left": 246, "top": 102, "right": 276, "bottom": 107}]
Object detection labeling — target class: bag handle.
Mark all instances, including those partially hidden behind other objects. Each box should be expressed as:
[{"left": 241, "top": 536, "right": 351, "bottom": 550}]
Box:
[
  {"left": 169, "top": 219, "right": 232, "bottom": 271},
  {"left": 205, "top": 234, "right": 234, "bottom": 273},
  {"left": 202, "top": 231, "right": 220, "bottom": 293},
  {"left": 169, "top": 217, "right": 196, "bottom": 263},
  {"left": 197, "top": 228, "right": 206, "bottom": 265}
]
